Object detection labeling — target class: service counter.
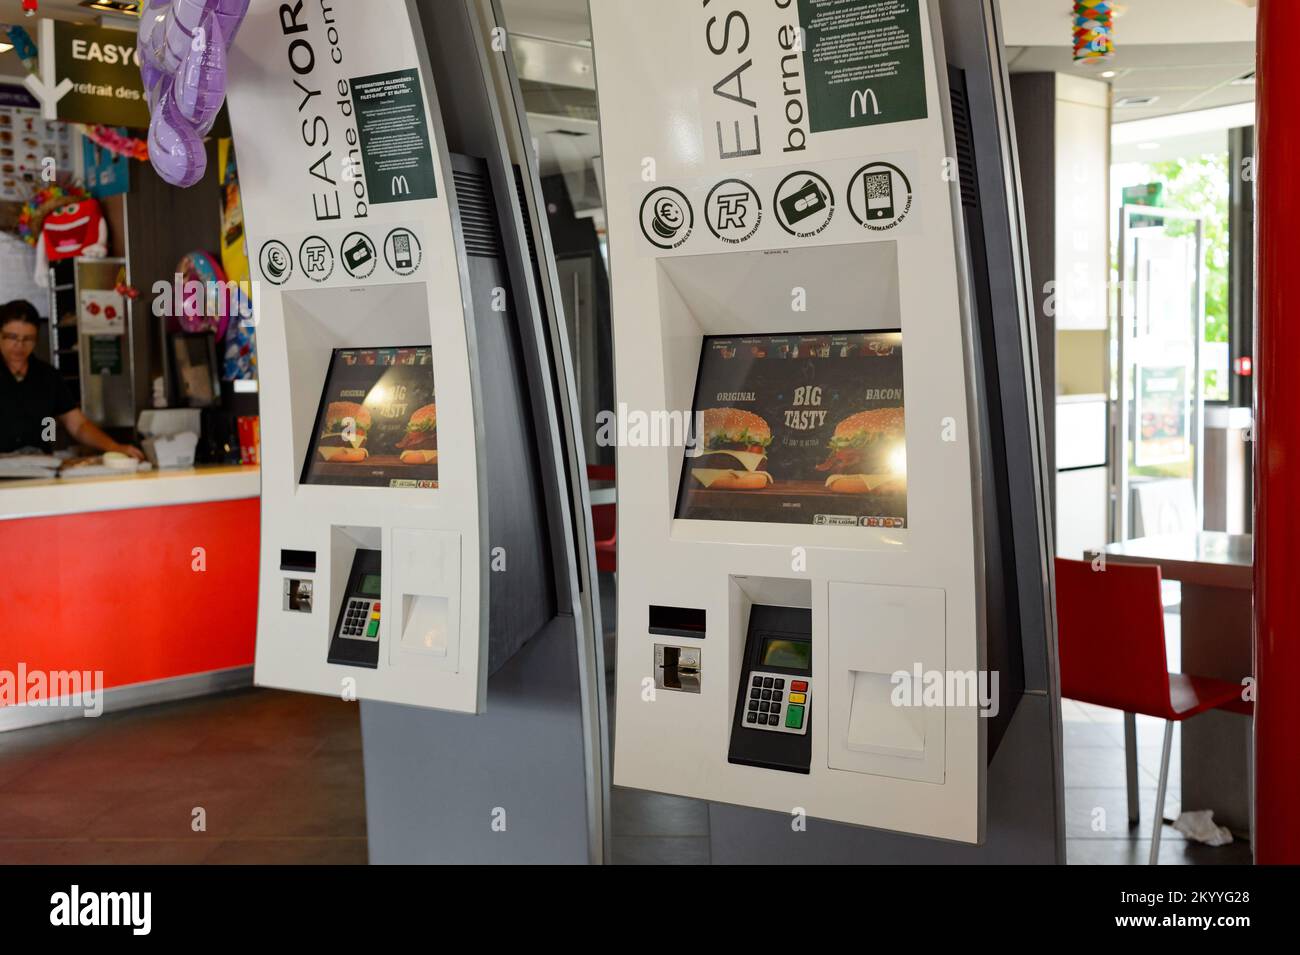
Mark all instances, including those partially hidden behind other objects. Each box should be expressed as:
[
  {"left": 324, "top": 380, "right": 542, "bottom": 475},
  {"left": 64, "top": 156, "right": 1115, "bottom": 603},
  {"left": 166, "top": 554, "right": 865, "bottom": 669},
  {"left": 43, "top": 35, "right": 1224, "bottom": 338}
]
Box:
[{"left": 0, "top": 465, "right": 261, "bottom": 731}]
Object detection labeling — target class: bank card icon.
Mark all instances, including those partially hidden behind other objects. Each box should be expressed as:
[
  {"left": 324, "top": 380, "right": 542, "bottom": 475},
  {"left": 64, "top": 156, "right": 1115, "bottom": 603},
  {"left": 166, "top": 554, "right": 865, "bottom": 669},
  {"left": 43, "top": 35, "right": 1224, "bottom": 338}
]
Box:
[
  {"left": 773, "top": 172, "right": 835, "bottom": 238},
  {"left": 781, "top": 179, "right": 828, "bottom": 225},
  {"left": 341, "top": 232, "right": 377, "bottom": 279}
]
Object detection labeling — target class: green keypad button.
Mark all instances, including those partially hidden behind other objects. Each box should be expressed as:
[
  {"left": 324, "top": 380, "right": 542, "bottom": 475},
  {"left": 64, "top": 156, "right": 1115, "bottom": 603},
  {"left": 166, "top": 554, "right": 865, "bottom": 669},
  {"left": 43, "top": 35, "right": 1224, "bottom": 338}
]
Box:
[
  {"left": 785, "top": 704, "right": 804, "bottom": 729},
  {"left": 366, "top": 619, "right": 379, "bottom": 638}
]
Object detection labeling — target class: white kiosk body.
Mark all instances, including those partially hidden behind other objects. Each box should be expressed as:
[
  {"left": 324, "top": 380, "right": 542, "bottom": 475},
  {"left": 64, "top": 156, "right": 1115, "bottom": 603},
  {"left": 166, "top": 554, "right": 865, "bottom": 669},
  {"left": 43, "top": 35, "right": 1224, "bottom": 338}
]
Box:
[
  {"left": 228, "top": 0, "right": 609, "bottom": 862},
  {"left": 592, "top": 0, "right": 1062, "bottom": 855}
]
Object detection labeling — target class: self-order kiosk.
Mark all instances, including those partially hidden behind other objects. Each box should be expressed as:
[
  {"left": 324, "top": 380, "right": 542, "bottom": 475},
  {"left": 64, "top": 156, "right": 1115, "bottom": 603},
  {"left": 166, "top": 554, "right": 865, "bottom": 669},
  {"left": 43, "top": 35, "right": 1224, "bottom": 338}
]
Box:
[
  {"left": 227, "top": 0, "right": 609, "bottom": 863},
  {"left": 592, "top": 0, "right": 1065, "bottom": 860}
]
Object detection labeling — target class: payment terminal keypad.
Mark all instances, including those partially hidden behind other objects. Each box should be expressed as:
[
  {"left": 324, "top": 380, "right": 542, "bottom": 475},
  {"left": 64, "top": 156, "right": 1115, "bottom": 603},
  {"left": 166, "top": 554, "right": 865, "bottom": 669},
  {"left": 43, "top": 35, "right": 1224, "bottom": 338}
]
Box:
[
  {"left": 341, "top": 597, "right": 381, "bottom": 640},
  {"left": 327, "top": 548, "right": 382, "bottom": 669},
  {"left": 744, "top": 671, "right": 810, "bottom": 735}
]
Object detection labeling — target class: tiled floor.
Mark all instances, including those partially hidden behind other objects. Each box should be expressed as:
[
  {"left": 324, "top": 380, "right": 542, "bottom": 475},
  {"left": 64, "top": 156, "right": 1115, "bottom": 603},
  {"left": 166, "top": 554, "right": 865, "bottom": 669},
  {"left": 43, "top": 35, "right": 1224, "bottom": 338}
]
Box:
[{"left": 0, "top": 592, "right": 1251, "bottom": 864}]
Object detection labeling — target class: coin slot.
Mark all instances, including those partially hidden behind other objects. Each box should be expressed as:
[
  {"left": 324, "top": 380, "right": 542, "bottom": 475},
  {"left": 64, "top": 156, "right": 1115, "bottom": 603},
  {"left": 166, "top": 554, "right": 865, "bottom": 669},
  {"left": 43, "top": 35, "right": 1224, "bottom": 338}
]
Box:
[{"left": 654, "top": 644, "right": 701, "bottom": 693}]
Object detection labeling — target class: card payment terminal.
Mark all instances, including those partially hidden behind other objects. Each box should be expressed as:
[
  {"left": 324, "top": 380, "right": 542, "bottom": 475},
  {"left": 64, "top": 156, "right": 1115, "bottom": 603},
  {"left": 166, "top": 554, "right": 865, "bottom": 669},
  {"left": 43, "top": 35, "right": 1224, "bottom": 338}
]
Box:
[
  {"left": 728, "top": 606, "right": 813, "bottom": 775},
  {"left": 327, "top": 549, "right": 383, "bottom": 669}
]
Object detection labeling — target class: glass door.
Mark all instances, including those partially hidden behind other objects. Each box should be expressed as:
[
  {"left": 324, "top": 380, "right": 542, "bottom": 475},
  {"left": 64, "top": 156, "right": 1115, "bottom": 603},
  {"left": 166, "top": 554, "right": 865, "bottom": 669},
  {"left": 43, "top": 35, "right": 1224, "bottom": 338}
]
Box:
[{"left": 1113, "top": 204, "right": 1206, "bottom": 541}]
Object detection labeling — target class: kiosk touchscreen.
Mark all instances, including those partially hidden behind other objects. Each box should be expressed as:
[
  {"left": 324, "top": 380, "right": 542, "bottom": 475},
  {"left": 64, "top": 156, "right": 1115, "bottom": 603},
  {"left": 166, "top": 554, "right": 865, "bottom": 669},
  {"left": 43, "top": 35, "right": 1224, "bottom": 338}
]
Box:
[
  {"left": 678, "top": 331, "right": 907, "bottom": 526},
  {"left": 302, "top": 348, "right": 440, "bottom": 491},
  {"left": 591, "top": 0, "right": 1062, "bottom": 856}
]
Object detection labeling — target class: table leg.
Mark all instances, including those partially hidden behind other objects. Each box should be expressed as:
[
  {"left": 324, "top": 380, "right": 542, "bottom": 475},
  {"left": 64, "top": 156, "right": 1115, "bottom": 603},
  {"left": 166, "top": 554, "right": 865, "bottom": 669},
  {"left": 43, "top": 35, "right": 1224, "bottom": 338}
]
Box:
[
  {"left": 1124, "top": 712, "right": 1139, "bottom": 827},
  {"left": 1178, "top": 583, "right": 1253, "bottom": 838}
]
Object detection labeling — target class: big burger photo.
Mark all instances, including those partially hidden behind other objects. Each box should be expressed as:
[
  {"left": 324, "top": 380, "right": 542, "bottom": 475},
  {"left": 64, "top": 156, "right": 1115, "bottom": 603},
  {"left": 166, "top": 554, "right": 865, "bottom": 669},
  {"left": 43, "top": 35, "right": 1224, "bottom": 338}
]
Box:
[
  {"left": 688, "top": 408, "right": 773, "bottom": 490},
  {"left": 396, "top": 403, "right": 438, "bottom": 464},
  {"left": 816, "top": 407, "right": 906, "bottom": 494},
  {"left": 317, "top": 401, "right": 372, "bottom": 462}
]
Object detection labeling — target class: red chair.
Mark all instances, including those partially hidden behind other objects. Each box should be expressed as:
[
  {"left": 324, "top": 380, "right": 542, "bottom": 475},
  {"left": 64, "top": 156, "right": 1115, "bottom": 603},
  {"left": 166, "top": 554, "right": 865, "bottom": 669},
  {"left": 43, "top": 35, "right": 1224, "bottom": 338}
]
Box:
[
  {"left": 587, "top": 464, "right": 616, "bottom": 574},
  {"left": 1055, "top": 557, "right": 1247, "bottom": 864}
]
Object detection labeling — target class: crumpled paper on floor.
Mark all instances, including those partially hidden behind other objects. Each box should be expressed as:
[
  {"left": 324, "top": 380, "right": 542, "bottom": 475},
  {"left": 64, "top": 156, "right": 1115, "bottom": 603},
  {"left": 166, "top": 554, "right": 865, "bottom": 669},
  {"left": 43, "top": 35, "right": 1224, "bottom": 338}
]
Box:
[{"left": 1173, "top": 810, "right": 1234, "bottom": 846}]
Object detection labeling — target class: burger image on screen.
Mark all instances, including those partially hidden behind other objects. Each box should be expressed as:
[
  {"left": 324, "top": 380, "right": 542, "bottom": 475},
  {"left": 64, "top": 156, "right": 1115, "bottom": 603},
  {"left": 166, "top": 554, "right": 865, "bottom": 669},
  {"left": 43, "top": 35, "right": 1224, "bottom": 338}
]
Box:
[
  {"left": 396, "top": 403, "right": 438, "bottom": 464},
  {"left": 317, "top": 402, "right": 372, "bottom": 462},
  {"left": 816, "top": 408, "right": 906, "bottom": 494},
  {"left": 688, "top": 408, "right": 773, "bottom": 490}
]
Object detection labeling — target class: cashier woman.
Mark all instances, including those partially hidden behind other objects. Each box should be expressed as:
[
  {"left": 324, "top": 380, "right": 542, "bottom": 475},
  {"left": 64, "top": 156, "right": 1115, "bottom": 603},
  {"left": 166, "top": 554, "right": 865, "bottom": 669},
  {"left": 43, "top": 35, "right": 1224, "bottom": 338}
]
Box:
[{"left": 0, "top": 300, "right": 144, "bottom": 459}]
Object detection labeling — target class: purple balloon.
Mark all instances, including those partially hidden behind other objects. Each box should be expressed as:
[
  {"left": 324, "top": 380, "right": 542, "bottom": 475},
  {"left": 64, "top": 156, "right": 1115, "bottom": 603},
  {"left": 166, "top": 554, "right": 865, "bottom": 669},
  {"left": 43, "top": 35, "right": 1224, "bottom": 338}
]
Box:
[
  {"left": 141, "top": 60, "right": 165, "bottom": 111},
  {"left": 142, "top": 0, "right": 246, "bottom": 187},
  {"left": 177, "top": 15, "right": 226, "bottom": 132},
  {"left": 214, "top": 0, "right": 249, "bottom": 48},
  {"left": 146, "top": 69, "right": 173, "bottom": 117},
  {"left": 174, "top": 0, "right": 217, "bottom": 32},
  {"left": 149, "top": 86, "right": 206, "bottom": 188},
  {"left": 137, "top": 0, "right": 169, "bottom": 72},
  {"left": 161, "top": 8, "right": 191, "bottom": 73}
]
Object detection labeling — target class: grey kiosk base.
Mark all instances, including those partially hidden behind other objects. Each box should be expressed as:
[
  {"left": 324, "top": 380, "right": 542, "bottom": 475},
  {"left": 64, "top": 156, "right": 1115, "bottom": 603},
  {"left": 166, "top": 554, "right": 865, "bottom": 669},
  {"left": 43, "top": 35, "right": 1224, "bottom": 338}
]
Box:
[
  {"left": 362, "top": 618, "right": 595, "bottom": 864},
  {"left": 708, "top": 0, "right": 1064, "bottom": 864},
  {"left": 360, "top": 0, "right": 608, "bottom": 866},
  {"left": 358, "top": 155, "right": 598, "bottom": 862}
]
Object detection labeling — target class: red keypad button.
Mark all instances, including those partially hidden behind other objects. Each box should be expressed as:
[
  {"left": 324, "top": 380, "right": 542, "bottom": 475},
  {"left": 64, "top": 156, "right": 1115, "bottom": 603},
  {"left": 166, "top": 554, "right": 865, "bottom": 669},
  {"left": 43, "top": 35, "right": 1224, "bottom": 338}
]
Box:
[{"left": 792, "top": 680, "right": 808, "bottom": 692}]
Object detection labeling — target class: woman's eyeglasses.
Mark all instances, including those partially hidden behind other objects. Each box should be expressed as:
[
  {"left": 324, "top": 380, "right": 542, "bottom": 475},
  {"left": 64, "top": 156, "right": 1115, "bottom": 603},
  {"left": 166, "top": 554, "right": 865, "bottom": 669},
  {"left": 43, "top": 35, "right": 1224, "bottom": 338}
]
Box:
[{"left": 1, "top": 333, "right": 38, "bottom": 346}]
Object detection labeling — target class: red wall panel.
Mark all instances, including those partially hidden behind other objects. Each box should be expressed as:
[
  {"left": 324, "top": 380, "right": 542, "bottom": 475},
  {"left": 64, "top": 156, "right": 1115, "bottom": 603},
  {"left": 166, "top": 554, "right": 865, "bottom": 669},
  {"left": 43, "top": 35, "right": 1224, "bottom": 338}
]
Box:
[
  {"left": 1, "top": 497, "right": 259, "bottom": 700},
  {"left": 1255, "top": 0, "right": 1300, "bottom": 864}
]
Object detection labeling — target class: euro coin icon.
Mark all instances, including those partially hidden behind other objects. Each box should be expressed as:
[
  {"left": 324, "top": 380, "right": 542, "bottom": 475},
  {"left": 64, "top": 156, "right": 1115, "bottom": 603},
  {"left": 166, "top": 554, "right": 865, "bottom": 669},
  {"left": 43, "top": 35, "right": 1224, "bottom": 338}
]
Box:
[
  {"left": 652, "top": 197, "right": 685, "bottom": 239},
  {"left": 265, "top": 247, "right": 288, "bottom": 279}
]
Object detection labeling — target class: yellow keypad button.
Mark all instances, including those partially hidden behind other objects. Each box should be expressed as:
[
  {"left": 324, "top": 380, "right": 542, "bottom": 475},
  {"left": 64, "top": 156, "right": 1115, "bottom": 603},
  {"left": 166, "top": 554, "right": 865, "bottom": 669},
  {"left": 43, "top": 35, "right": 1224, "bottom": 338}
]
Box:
[{"left": 789, "top": 692, "right": 806, "bottom": 705}]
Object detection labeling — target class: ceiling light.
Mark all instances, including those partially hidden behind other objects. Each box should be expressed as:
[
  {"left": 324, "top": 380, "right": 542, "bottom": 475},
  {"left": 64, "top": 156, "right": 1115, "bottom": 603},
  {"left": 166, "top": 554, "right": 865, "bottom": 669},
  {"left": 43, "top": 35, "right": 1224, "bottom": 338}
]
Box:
[
  {"left": 80, "top": 0, "right": 140, "bottom": 13},
  {"left": 1101, "top": 71, "right": 1117, "bottom": 79},
  {"left": 1115, "top": 95, "right": 1160, "bottom": 108}
]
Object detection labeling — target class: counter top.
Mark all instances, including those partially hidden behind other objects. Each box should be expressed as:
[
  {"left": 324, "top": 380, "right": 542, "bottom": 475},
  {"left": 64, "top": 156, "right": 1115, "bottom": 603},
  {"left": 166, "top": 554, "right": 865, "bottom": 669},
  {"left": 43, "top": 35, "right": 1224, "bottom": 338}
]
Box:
[{"left": 0, "top": 465, "right": 261, "bottom": 521}]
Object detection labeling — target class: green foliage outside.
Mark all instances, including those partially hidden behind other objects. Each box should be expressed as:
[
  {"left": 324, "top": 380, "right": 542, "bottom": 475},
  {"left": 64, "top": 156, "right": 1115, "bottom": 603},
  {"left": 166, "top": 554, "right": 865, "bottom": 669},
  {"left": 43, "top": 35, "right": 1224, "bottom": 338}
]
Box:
[{"left": 1135, "top": 155, "right": 1231, "bottom": 400}]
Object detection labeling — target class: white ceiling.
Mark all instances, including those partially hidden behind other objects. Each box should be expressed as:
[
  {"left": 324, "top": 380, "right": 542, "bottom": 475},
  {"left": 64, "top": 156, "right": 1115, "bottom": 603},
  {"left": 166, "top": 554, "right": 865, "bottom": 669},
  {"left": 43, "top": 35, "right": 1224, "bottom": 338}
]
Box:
[
  {"left": 997, "top": 0, "right": 1256, "bottom": 47},
  {"left": 1009, "top": 41, "right": 1255, "bottom": 122},
  {"left": 500, "top": 0, "right": 591, "bottom": 44},
  {"left": 1112, "top": 127, "right": 1228, "bottom": 164}
]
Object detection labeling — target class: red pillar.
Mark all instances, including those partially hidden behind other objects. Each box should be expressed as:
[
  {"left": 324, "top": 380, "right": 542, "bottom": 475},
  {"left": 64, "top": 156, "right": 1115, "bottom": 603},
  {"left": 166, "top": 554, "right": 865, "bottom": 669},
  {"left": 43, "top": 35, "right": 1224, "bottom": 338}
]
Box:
[{"left": 1254, "top": 0, "right": 1300, "bottom": 864}]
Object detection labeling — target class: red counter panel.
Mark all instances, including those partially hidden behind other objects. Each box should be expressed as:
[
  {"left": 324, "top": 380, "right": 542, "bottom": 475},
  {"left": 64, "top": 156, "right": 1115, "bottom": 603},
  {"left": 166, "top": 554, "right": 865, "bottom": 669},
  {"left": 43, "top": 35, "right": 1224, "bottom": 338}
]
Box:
[{"left": 1, "top": 497, "right": 260, "bottom": 702}]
